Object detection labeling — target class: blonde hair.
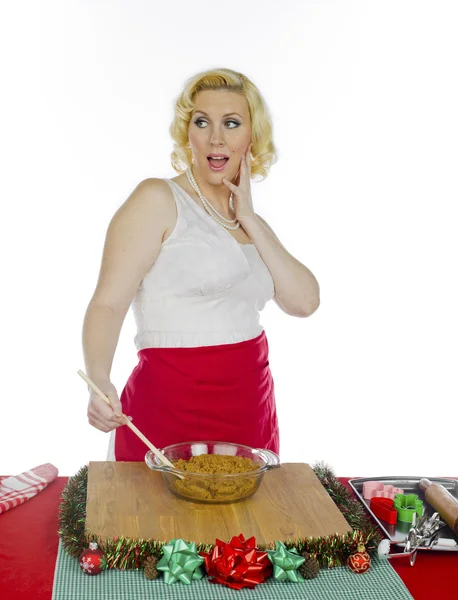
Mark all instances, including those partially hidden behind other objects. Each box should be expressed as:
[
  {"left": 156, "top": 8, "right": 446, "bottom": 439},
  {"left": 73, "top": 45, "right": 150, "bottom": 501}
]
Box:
[{"left": 169, "top": 68, "right": 278, "bottom": 181}]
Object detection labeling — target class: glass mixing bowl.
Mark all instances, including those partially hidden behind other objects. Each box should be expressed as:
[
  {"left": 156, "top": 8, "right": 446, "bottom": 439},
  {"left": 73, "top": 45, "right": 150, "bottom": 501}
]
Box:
[{"left": 145, "top": 440, "right": 280, "bottom": 503}]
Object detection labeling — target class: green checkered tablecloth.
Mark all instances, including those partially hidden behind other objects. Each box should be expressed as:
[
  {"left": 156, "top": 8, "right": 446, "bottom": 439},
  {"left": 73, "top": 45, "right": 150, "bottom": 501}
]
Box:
[{"left": 52, "top": 541, "right": 414, "bottom": 600}]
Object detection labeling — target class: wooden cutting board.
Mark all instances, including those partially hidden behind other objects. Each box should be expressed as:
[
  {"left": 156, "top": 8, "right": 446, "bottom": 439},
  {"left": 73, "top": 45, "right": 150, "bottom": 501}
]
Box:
[{"left": 86, "top": 462, "right": 351, "bottom": 546}]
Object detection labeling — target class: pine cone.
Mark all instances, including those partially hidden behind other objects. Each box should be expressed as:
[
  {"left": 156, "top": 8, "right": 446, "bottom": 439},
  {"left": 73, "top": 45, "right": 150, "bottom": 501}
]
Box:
[
  {"left": 299, "top": 552, "right": 320, "bottom": 579},
  {"left": 144, "top": 555, "right": 159, "bottom": 580}
]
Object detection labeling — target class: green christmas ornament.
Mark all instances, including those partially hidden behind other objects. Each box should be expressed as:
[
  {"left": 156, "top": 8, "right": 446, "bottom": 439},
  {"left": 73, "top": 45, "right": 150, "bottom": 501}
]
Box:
[
  {"left": 267, "top": 541, "right": 306, "bottom": 582},
  {"left": 157, "top": 538, "right": 204, "bottom": 585}
]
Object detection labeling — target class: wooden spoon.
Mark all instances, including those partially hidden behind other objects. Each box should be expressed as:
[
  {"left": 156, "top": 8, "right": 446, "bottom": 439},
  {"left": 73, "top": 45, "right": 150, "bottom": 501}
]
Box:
[{"left": 78, "top": 370, "right": 177, "bottom": 471}]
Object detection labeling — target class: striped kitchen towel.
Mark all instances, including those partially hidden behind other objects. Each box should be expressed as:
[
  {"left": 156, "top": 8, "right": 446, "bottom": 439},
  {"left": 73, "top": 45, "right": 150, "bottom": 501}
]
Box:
[{"left": 0, "top": 463, "right": 58, "bottom": 514}]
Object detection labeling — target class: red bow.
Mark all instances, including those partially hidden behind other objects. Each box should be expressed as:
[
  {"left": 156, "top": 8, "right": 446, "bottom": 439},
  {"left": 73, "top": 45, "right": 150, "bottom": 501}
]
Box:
[{"left": 201, "top": 534, "right": 272, "bottom": 590}]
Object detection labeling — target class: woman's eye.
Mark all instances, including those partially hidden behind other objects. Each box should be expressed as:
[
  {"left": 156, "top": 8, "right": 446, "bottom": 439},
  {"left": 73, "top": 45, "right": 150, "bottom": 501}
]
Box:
[{"left": 194, "top": 119, "right": 240, "bottom": 128}]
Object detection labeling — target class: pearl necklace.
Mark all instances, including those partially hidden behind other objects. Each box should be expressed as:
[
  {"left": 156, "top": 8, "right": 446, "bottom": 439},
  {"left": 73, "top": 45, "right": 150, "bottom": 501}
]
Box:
[{"left": 186, "top": 168, "right": 240, "bottom": 231}]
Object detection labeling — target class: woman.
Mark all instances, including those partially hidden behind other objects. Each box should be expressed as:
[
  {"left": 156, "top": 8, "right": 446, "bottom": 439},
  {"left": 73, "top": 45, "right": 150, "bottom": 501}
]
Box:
[{"left": 82, "top": 68, "right": 320, "bottom": 461}]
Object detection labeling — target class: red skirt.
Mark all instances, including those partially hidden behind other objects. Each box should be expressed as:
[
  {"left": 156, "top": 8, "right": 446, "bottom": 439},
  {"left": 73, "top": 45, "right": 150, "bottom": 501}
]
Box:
[{"left": 114, "top": 331, "right": 279, "bottom": 461}]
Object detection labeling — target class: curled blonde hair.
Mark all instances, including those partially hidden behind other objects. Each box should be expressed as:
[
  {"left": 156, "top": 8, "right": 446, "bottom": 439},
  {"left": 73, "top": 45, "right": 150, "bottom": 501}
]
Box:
[{"left": 169, "top": 68, "right": 278, "bottom": 181}]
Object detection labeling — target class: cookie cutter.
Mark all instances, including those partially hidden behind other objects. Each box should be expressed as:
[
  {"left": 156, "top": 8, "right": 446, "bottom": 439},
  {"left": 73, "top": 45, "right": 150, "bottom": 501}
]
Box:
[
  {"left": 394, "top": 493, "right": 424, "bottom": 523},
  {"left": 370, "top": 497, "right": 397, "bottom": 525},
  {"left": 362, "top": 482, "right": 404, "bottom": 500}
]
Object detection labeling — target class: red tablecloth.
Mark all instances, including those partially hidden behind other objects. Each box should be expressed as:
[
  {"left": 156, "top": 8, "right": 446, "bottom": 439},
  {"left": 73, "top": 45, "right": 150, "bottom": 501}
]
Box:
[{"left": 0, "top": 476, "right": 457, "bottom": 600}]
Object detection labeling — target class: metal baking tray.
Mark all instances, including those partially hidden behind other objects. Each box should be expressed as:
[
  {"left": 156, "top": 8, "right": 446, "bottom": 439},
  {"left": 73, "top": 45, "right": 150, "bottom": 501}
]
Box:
[{"left": 348, "top": 476, "right": 458, "bottom": 552}]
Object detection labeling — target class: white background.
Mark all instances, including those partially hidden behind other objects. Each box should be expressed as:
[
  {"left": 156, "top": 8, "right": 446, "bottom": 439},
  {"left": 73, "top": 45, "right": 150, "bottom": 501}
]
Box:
[{"left": 1, "top": 1, "right": 457, "bottom": 477}]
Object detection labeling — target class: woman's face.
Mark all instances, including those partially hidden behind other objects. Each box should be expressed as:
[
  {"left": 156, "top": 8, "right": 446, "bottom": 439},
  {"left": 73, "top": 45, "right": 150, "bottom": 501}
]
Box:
[{"left": 188, "top": 90, "right": 252, "bottom": 185}]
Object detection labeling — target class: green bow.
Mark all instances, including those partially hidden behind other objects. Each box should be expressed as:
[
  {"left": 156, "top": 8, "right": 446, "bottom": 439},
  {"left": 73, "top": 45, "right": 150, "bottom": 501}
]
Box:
[
  {"left": 267, "top": 541, "right": 306, "bottom": 582},
  {"left": 157, "top": 538, "right": 204, "bottom": 585}
]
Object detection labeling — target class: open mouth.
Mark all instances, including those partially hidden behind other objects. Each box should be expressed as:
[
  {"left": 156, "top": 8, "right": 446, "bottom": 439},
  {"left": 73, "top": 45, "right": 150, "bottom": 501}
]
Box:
[{"left": 207, "top": 157, "right": 229, "bottom": 171}]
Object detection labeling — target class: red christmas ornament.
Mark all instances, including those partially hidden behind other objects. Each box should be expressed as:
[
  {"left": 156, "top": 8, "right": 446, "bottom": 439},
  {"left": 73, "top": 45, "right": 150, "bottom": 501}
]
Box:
[
  {"left": 347, "top": 543, "right": 371, "bottom": 574},
  {"left": 79, "top": 542, "right": 104, "bottom": 575},
  {"left": 201, "top": 533, "right": 272, "bottom": 590}
]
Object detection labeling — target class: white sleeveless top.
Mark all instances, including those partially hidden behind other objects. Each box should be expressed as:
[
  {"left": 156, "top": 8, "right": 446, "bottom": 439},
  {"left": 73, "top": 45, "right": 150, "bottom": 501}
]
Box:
[{"left": 131, "top": 178, "right": 275, "bottom": 349}]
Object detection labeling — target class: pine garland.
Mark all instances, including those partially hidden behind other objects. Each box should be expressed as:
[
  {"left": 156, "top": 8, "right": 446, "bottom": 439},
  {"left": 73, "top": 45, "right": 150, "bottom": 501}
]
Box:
[
  {"left": 57, "top": 462, "right": 383, "bottom": 570},
  {"left": 310, "top": 461, "right": 383, "bottom": 566},
  {"left": 57, "top": 465, "right": 90, "bottom": 558}
]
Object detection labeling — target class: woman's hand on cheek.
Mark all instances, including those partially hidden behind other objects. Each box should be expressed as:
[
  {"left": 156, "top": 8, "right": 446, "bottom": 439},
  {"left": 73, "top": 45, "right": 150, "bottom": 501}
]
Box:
[{"left": 222, "top": 143, "right": 255, "bottom": 222}]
